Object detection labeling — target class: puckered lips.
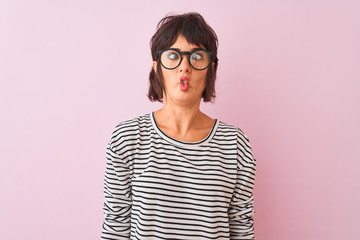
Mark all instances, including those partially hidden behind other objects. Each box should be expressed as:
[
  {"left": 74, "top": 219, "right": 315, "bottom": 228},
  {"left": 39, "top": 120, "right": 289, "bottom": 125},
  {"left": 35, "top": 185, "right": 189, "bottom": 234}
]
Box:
[{"left": 179, "top": 76, "right": 189, "bottom": 91}]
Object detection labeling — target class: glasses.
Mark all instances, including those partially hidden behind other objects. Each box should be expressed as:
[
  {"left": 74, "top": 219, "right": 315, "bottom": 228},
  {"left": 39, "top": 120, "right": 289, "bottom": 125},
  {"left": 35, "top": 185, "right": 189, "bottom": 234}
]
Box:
[{"left": 157, "top": 48, "right": 217, "bottom": 71}]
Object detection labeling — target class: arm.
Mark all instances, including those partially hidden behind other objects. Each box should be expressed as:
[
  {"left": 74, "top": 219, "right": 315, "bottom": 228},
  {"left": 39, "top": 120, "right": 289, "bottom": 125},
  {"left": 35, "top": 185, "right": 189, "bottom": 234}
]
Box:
[
  {"left": 101, "top": 141, "right": 132, "bottom": 240},
  {"left": 229, "top": 131, "right": 257, "bottom": 239}
]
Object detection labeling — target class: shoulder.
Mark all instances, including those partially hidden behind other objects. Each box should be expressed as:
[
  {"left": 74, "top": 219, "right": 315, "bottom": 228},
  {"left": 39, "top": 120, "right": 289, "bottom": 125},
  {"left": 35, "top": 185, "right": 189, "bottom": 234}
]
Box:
[
  {"left": 108, "top": 113, "right": 152, "bottom": 146},
  {"left": 217, "top": 120, "right": 250, "bottom": 142},
  {"left": 112, "top": 113, "right": 151, "bottom": 133},
  {"left": 217, "top": 120, "right": 256, "bottom": 164}
]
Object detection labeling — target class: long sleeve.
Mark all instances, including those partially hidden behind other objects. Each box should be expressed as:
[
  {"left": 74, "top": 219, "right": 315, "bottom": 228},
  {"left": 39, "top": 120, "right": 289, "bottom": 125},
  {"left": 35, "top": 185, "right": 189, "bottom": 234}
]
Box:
[
  {"left": 101, "top": 140, "right": 132, "bottom": 240},
  {"left": 229, "top": 131, "right": 257, "bottom": 239}
]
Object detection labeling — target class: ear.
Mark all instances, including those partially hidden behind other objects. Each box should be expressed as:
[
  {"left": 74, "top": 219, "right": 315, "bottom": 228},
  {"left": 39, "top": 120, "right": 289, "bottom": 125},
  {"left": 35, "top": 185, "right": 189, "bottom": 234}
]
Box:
[
  {"left": 211, "top": 62, "right": 215, "bottom": 70},
  {"left": 153, "top": 61, "right": 157, "bottom": 74}
]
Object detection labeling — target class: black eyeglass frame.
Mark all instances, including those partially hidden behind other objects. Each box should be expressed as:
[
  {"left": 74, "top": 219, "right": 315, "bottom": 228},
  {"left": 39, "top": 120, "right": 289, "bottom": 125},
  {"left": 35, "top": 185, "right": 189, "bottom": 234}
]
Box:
[{"left": 157, "top": 48, "right": 218, "bottom": 71}]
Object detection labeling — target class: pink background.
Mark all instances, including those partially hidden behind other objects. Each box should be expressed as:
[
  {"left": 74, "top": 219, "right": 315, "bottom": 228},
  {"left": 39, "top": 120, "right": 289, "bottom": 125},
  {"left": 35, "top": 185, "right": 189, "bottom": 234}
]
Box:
[{"left": 1, "top": 0, "right": 359, "bottom": 239}]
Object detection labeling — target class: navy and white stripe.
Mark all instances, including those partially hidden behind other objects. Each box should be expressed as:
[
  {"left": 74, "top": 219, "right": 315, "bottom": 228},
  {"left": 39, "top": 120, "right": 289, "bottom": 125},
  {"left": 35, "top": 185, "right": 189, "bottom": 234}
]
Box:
[{"left": 101, "top": 113, "right": 256, "bottom": 240}]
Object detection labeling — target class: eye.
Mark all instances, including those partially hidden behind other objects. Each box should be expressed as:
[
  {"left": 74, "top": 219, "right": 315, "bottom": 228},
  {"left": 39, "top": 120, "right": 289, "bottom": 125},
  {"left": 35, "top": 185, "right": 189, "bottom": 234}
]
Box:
[
  {"left": 191, "top": 52, "right": 204, "bottom": 61},
  {"left": 167, "top": 52, "right": 179, "bottom": 60}
]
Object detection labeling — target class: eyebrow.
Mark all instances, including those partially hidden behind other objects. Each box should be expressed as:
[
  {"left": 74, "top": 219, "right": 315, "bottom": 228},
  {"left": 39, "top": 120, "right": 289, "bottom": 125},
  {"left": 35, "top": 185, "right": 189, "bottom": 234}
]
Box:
[{"left": 171, "top": 47, "right": 204, "bottom": 52}]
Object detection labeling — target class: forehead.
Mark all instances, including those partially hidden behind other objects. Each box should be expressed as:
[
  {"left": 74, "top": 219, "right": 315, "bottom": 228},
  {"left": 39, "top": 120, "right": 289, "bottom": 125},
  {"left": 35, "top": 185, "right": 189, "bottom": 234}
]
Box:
[{"left": 169, "top": 34, "right": 204, "bottom": 50}]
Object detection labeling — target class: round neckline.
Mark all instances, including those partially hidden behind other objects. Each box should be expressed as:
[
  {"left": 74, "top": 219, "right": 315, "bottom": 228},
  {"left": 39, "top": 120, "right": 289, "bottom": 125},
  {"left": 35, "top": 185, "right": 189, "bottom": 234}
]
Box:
[{"left": 150, "top": 111, "right": 218, "bottom": 148}]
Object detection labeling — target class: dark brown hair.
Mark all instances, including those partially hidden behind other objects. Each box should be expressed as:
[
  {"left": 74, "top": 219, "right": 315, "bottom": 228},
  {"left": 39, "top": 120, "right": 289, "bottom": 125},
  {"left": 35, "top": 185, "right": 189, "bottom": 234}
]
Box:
[{"left": 147, "top": 12, "right": 219, "bottom": 102}]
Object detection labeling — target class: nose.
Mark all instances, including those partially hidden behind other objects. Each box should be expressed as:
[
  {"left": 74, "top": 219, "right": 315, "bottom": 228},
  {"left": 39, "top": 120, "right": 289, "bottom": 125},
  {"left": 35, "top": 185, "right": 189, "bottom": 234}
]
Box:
[{"left": 179, "top": 55, "right": 191, "bottom": 73}]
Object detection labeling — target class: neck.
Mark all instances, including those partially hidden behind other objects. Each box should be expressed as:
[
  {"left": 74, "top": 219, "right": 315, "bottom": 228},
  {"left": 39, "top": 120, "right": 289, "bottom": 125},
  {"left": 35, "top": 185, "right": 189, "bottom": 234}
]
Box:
[{"left": 158, "top": 104, "right": 202, "bottom": 131}]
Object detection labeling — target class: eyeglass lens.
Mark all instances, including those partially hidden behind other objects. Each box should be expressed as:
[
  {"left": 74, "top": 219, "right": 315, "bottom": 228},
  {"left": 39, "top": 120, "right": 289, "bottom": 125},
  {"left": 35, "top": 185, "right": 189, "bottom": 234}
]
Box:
[{"left": 160, "top": 50, "right": 210, "bottom": 70}]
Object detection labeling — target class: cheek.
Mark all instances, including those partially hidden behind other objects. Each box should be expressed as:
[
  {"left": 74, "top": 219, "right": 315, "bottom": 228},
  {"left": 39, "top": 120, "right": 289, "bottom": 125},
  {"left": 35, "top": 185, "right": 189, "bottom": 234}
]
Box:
[
  {"left": 161, "top": 69, "right": 175, "bottom": 91},
  {"left": 199, "top": 71, "right": 208, "bottom": 89},
  {"left": 161, "top": 70, "right": 170, "bottom": 82}
]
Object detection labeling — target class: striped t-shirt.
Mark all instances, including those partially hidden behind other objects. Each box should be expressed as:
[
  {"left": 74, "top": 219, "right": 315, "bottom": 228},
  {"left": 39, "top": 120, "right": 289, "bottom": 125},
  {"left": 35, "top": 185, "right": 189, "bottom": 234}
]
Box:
[{"left": 101, "top": 112, "right": 257, "bottom": 240}]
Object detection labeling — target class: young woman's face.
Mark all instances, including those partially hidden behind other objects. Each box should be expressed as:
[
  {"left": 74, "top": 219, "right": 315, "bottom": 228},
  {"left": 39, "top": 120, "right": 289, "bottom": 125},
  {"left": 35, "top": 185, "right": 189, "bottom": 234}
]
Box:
[{"left": 154, "top": 34, "right": 208, "bottom": 106}]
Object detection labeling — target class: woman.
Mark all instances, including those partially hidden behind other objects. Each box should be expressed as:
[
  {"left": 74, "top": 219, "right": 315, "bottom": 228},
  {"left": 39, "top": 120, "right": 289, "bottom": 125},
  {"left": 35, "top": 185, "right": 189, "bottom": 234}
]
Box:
[{"left": 101, "top": 12, "right": 257, "bottom": 240}]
